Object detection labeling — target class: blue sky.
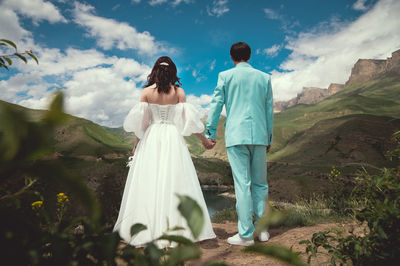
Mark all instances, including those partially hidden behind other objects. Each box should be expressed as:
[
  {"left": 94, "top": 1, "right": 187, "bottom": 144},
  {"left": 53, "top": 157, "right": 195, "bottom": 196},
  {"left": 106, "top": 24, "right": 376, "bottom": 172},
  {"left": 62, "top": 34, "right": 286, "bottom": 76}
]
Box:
[{"left": 1, "top": 0, "right": 399, "bottom": 126}]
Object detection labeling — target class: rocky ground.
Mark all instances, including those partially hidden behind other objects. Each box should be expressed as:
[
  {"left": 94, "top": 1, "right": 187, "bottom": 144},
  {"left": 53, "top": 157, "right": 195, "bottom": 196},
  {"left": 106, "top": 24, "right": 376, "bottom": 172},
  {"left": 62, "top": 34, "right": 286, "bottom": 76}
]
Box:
[{"left": 191, "top": 222, "right": 338, "bottom": 266}]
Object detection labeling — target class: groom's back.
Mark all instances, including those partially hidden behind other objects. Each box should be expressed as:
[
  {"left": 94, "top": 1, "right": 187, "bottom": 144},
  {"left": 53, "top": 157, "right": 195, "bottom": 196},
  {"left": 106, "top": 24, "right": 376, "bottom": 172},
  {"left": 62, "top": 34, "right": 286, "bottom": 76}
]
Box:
[{"left": 221, "top": 63, "right": 271, "bottom": 147}]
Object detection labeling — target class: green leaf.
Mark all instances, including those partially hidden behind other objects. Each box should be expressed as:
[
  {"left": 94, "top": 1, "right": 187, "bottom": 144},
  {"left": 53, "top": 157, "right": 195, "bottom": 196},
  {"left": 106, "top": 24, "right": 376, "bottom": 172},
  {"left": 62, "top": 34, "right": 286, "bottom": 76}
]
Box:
[
  {"left": 176, "top": 194, "right": 204, "bottom": 239},
  {"left": 4, "top": 57, "right": 12, "bottom": 65},
  {"left": 0, "top": 39, "right": 17, "bottom": 49},
  {"left": 168, "top": 226, "right": 185, "bottom": 232},
  {"left": 42, "top": 92, "right": 66, "bottom": 126},
  {"left": 166, "top": 245, "right": 201, "bottom": 266},
  {"left": 254, "top": 203, "right": 285, "bottom": 235},
  {"left": 158, "top": 234, "right": 194, "bottom": 245},
  {"left": 26, "top": 51, "right": 39, "bottom": 64},
  {"left": 245, "top": 244, "right": 306, "bottom": 266},
  {"left": 144, "top": 242, "right": 163, "bottom": 266},
  {"left": 14, "top": 53, "right": 27, "bottom": 63},
  {"left": 130, "top": 223, "right": 147, "bottom": 237}
]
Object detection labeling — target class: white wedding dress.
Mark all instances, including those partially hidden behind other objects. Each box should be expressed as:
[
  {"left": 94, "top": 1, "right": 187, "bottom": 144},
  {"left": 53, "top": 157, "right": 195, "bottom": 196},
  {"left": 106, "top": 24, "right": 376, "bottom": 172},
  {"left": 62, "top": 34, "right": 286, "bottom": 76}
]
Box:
[{"left": 113, "top": 102, "right": 216, "bottom": 247}]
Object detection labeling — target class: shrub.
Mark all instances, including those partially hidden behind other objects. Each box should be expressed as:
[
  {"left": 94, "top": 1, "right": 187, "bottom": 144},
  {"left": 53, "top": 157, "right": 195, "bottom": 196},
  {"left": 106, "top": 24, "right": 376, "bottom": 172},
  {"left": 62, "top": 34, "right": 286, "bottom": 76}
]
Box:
[{"left": 300, "top": 132, "right": 400, "bottom": 265}]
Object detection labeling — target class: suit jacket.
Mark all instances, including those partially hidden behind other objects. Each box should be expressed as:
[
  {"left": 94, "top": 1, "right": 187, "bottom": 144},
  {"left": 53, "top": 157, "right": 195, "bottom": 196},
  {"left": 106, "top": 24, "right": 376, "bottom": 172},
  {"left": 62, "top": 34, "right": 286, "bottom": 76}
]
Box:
[{"left": 205, "top": 62, "right": 274, "bottom": 147}]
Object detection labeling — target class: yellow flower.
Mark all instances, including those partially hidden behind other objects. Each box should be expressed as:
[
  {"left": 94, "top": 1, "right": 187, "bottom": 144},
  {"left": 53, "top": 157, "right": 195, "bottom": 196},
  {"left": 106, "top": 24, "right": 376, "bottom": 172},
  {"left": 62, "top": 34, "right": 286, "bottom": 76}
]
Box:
[
  {"left": 31, "top": 200, "right": 43, "bottom": 209},
  {"left": 56, "top": 192, "right": 69, "bottom": 203}
]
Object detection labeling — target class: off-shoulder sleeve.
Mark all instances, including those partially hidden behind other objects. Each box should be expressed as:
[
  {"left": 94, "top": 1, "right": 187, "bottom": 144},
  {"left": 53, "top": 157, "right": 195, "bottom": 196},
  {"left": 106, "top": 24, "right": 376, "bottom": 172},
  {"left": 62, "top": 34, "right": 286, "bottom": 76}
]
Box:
[
  {"left": 174, "top": 103, "right": 204, "bottom": 136},
  {"left": 123, "top": 102, "right": 151, "bottom": 138}
]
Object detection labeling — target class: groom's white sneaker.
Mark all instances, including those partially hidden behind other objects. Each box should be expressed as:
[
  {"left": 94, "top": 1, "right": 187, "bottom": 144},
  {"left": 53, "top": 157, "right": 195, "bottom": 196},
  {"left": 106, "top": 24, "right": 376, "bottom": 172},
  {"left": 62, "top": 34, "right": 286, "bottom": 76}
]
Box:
[
  {"left": 227, "top": 233, "right": 254, "bottom": 246},
  {"left": 258, "top": 231, "right": 270, "bottom": 242}
]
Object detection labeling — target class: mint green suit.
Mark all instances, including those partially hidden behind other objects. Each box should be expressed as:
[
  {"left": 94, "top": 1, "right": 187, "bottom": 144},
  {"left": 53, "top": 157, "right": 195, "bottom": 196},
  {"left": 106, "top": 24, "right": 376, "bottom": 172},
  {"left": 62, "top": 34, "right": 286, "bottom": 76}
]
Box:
[{"left": 206, "top": 62, "right": 274, "bottom": 239}]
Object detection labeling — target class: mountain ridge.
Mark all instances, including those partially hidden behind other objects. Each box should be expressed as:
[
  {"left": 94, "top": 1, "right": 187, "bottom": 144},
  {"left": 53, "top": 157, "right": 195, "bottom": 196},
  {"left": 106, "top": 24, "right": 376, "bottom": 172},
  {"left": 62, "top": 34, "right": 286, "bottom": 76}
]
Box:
[{"left": 274, "top": 49, "right": 400, "bottom": 112}]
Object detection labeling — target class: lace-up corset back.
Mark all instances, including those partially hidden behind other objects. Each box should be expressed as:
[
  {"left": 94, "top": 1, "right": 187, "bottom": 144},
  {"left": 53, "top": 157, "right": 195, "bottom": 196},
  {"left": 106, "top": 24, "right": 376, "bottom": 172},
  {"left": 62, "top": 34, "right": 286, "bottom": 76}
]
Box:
[
  {"left": 149, "top": 104, "right": 176, "bottom": 124},
  {"left": 123, "top": 102, "right": 204, "bottom": 138}
]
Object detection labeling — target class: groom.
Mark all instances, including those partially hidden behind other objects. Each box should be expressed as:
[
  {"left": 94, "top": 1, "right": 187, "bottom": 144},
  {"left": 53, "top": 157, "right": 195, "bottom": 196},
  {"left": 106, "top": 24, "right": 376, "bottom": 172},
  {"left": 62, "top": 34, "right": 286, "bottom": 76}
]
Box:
[{"left": 205, "top": 42, "right": 274, "bottom": 246}]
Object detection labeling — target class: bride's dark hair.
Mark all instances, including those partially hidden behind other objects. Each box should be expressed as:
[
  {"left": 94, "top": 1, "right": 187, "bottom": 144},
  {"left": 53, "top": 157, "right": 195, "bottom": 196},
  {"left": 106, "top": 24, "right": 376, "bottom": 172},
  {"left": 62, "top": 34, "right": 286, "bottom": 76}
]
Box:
[{"left": 145, "top": 56, "right": 182, "bottom": 94}]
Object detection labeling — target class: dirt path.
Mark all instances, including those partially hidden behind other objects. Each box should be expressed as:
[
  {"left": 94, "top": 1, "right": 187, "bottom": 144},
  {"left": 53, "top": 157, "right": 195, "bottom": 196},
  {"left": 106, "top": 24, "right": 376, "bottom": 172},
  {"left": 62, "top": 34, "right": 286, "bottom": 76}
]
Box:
[{"left": 190, "top": 222, "right": 338, "bottom": 266}]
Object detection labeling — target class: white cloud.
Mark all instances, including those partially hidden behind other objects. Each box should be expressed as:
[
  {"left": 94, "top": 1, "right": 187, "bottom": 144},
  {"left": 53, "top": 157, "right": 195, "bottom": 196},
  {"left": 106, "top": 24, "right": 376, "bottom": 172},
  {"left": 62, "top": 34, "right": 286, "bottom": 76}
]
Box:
[
  {"left": 61, "top": 59, "right": 150, "bottom": 125},
  {"left": 149, "top": 0, "right": 168, "bottom": 5},
  {"left": 271, "top": 0, "right": 400, "bottom": 101},
  {"left": 264, "top": 8, "right": 281, "bottom": 20},
  {"left": 263, "top": 45, "right": 282, "bottom": 58},
  {"left": 0, "top": 0, "right": 212, "bottom": 127},
  {"left": 210, "top": 59, "right": 216, "bottom": 71},
  {"left": 73, "top": 2, "right": 169, "bottom": 55},
  {"left": 207, "top": 0, "right": 229, "bottom": 17},
  {"left": 1, "top": 51, "right": 152, "bottom": 126},
  {"left": 186, "top": 94, "right": 214, "bottom": 118},
  {"left": 0, "top": 0, "right": 66, "bottom": 41},
  {"left": 353, "top": 0, "right": 369, "bottom": 11},
  {"left": 2, "top": 0, "right": 67, "bottom": 24},
  {"left": 111, "top": 4, "right": 120, "bottom": 11},
  {"left": 0, "top": 7, "right": 29, "bottom": 41},
  {"left": 171, "top": 0, "right": 193, "bottom": 5},
  {"left": 148, "top": 0, "right": 191, "bottom": 5}
]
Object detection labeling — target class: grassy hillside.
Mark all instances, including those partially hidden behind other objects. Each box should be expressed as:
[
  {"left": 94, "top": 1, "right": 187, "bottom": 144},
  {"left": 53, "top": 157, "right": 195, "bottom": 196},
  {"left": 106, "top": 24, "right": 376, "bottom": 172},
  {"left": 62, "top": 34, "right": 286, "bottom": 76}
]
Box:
[
  {"left": 271, "top": 74, "right": 400, "bottom": 159},
  {"left": 272, "top": 114, "right": 400, "bottom": 165},
  {"left": 263, "top": 73, "right": 400, "bottom": 200},
  {"left": 0, "top": 100, "right": 131, "bottom": 157}
]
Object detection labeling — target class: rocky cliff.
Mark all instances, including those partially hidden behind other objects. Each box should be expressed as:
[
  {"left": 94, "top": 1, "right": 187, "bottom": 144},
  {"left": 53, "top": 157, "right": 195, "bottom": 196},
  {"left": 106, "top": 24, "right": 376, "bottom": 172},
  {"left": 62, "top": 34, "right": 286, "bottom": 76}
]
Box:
[
  {"left": 274, "top": 49, "right": 400, "bottom": 112},
  {"left": 346, "top": 49, "right": 400, "bottom": 85},
  {"left": 274, "top": 84, "right": 343, "bottom": 113}
]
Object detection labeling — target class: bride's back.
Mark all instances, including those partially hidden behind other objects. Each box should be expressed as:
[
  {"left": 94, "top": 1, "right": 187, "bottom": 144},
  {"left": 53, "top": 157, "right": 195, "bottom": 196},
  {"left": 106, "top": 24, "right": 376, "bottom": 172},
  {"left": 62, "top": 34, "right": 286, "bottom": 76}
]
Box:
[
  {"left": 141, "top": 56, "right": 185, "bottom": 105},
  {"left": 142, "top": 83, "right": 185, "bottom": 105}
]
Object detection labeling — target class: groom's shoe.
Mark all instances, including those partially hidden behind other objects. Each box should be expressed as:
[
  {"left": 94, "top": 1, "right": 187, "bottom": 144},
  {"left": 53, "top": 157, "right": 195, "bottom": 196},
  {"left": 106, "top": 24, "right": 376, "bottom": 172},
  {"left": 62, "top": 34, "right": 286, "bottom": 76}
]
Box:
[
  {"left": 258, "top": 231, "right": 270, "bottom": 242},
  {"left": 227, "top": 233, "right": 254, "bottom": 246}
]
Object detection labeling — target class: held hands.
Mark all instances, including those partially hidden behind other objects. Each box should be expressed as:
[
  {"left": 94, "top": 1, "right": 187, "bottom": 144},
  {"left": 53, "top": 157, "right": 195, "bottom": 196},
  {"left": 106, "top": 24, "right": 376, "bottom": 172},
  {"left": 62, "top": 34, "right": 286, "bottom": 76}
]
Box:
[
  {"left": 202, "top": 138, "right": 216, "bottom": 150},
  {"left": 267, "top": 145, "right": 271, "bottom": 153},
  {"left": 194, "top": 133, "right": 216, "bottom": 150}
]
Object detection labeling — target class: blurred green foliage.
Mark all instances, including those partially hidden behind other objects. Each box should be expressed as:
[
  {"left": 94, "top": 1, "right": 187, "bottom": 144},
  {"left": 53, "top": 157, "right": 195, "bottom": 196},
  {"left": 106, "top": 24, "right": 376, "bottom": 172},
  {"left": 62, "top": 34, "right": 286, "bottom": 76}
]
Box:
[
  {"left": 300, "top": 131, "right": 400, "bottom": 265},
  {"left": 0, "top": 92, "right": 211, "bottom": 265}
]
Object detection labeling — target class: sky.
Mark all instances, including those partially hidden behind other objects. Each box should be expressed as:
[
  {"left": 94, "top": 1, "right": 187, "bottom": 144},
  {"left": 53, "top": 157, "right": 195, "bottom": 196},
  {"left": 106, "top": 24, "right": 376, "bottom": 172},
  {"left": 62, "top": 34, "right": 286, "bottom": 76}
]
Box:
[{"left": 1, "top": 0, "right": 400, "bottom": 127}]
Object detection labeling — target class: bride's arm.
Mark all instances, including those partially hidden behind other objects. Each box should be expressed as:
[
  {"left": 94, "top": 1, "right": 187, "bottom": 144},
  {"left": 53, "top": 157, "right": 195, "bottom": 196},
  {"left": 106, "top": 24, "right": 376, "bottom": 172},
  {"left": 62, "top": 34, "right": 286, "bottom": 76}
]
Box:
[
  {"left": 132, "top": 138, "right": 140, "bottom": 155},
  {"left": 195, "top": 133, "right": 215, "bottom": 149}
]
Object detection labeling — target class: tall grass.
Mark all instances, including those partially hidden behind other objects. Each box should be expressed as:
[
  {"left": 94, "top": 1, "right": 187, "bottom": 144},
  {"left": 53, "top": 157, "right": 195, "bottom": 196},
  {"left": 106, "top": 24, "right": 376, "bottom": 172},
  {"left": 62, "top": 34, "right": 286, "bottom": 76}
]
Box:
[{"left": 211, "top": 195, "right": 352, "bottom": 227}]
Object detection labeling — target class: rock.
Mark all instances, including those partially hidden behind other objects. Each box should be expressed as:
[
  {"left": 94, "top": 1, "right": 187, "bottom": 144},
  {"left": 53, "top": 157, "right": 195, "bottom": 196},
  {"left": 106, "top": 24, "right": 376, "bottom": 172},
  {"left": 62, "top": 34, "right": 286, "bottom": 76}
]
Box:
[
  {"left": 328, "top": 83, "right": 344, "bottom": 95},
  {"left": 274, "top": 85, "right": 343, "bottom": 113},
  {"left": 346, "top": 49, "right": 400, "bottom": 85},
  {"left": 274, "top": 49, "right": 400, "bottom": 112}
]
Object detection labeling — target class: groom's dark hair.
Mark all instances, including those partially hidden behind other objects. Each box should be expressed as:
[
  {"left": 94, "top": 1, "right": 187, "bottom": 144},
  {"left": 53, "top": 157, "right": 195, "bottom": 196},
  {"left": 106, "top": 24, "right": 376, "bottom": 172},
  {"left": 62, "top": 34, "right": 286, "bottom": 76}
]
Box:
[{"left": 230, "top": 42, "right": 251, "bottom": 62}]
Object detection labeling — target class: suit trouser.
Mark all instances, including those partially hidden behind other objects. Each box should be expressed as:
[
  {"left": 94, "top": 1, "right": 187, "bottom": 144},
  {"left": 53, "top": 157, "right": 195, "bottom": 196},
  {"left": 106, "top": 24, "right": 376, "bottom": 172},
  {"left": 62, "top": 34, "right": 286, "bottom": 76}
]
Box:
[{"left": 227, "top": 145, "right": 268, "bottom": 239}]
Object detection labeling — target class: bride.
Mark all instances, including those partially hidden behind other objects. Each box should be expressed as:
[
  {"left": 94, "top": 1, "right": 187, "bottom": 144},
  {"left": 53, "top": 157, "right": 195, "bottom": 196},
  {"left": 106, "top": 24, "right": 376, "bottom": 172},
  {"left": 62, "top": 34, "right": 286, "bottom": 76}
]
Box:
[{"left": 113, "top": 56, "right": 216, "bottom": 247}]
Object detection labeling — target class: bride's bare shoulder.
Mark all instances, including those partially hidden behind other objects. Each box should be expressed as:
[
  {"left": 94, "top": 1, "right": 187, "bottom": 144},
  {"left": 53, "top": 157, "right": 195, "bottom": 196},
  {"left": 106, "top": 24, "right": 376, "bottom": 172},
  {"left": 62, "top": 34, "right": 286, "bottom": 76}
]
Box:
[
  {"left": 176, "top": 86, "right": 186, "bottom": 102},
  {"left": 141, "top": 84, "right": 156, "bottom": 101}
]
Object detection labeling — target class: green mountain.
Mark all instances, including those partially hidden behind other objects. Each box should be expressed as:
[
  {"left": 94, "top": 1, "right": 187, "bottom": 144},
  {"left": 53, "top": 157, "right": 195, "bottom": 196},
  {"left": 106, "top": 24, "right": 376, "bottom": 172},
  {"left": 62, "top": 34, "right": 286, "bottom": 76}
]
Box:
[
  {"left": 0, "top": 99, "right": 131, "bottom": 158},
  {"left": 271, "top": 74, "right": 400, "bottom": 163}
]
